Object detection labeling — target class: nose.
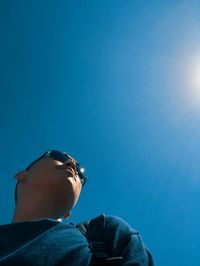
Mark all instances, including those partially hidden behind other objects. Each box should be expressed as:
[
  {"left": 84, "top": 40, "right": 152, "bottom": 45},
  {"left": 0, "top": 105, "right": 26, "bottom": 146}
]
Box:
[{"left": 64, "top": 158, "right": 77, "bottom": 173}]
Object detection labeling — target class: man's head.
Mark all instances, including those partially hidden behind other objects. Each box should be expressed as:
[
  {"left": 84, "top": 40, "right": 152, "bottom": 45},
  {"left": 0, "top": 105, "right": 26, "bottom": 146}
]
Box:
[{"left": 13, "top": 150, "right": 87, "bottom": 222}]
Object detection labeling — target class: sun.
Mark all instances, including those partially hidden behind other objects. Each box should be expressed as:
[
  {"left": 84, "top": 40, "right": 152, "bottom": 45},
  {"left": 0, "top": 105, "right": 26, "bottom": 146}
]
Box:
[
  {"left": 192, "top": 62, "right": 200, "bottom": 90},
  {"left": 181, "top": 55, "right": 200, "bottom": 106}
]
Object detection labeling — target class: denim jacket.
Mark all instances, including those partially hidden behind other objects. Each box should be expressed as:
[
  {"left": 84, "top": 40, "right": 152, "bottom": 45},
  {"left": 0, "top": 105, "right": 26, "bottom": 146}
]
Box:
[{"left": 0, "top": 215, "right": 154, "bottom": 266}]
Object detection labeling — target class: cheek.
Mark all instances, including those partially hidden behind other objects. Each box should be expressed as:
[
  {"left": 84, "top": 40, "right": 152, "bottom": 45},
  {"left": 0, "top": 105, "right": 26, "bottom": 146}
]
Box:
[
  {"left": 72, "top": 184, "right": 82, "bottom": 206},
  {"left": 40, "top": 175, "right": 81, "bottom": 211},
  {"left": 61, "top": 179, "right": 81, "bottom": 208}
]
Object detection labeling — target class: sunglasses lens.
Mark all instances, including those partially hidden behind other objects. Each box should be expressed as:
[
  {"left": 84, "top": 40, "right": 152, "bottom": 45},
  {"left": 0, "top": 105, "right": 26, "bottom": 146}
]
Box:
[{"left": 50, "top": 150, "right": 69, "bottom": 162}]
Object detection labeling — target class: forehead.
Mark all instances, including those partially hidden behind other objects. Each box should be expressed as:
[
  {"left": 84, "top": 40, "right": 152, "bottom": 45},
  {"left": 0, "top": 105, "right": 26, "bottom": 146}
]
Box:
[
  {"left": 25, "top": 152, "right": 48, "bottom": 171},
  {"left": 25, "top": 151, "right": 75, "bottom": 171}
]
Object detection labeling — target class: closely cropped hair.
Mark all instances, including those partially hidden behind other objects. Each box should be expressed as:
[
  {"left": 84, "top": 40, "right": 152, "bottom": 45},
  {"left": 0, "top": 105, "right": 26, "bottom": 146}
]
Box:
[{"left": 14, "top": 181, "right": 19, "bottom": 205}]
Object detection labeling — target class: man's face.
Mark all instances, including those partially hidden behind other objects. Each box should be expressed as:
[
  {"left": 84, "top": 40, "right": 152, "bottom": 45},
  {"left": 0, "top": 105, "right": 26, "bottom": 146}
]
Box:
[{"left": 16, "top": 156, "right": 82, "bottom": 218}]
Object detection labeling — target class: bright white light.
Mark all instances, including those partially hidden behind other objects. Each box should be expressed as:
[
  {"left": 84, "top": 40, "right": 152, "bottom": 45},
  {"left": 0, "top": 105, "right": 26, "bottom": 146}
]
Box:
[
  {"left": 180, "top": 54, "right": 200, "bottom": 108},
  {"left": 191, "top": 62, "right": 200, "bottom": 89},
  {"left": 80, "top": 168, "right": 85, "bottom": 173}
]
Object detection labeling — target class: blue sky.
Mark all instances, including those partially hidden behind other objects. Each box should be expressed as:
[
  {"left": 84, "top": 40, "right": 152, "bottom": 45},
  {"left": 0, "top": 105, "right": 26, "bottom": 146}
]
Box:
[{"left": 1, "top": 1, "right": 200, "bottom": 265}]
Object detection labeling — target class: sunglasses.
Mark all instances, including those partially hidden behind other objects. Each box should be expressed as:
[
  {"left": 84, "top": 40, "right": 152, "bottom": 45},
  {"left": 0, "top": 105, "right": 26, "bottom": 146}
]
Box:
[{"left": 26, "top": 150, "right": 88, "bottom": 187}]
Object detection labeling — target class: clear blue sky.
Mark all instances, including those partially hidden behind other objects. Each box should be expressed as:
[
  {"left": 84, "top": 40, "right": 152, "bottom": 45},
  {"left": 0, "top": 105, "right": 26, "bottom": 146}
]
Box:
[{"left": 1, "top": 1, "right": 200, "bottom": 265}]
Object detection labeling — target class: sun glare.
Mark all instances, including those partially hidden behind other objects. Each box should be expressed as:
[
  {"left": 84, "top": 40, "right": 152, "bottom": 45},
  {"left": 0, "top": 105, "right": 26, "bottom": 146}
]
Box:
[
  {"left": 182, "top": 55, "right": 200, "bottom": 107},
  {"left": 192, "top": 62, "right": 200, "bottom": 90}
]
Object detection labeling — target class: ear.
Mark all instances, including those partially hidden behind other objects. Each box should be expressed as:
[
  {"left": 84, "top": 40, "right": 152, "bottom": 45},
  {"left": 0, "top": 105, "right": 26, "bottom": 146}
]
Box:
[
  {"left": 64, "top": 211, "right": 71, "bottom": 220},
  {"left": 14, "top": 170, "right": 27, "bottom": 181}
]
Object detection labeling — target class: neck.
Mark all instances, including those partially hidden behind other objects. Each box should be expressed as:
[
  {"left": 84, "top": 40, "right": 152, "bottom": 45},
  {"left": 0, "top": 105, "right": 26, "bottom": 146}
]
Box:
[{"left": 11, "top": 206, "right": 62, "bottom": 224}]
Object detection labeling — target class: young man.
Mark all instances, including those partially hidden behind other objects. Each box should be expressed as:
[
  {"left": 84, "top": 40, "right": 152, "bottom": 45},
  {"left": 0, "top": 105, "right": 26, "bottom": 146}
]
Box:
[{"left": 0, "top": 150, "right": 155, "bottom": 265}]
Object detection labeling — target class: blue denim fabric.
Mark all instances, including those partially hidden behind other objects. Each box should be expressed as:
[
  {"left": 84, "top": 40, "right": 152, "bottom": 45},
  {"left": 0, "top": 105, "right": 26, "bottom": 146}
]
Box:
[
  {"left": 0, "top": 219, "right": 92, "bottom": 266},
  {"left": 0, "top": 216, "right": 154, "bottom": 266},
  {"left": 104, "top": 215, "right": 154, "bottom": 265}
]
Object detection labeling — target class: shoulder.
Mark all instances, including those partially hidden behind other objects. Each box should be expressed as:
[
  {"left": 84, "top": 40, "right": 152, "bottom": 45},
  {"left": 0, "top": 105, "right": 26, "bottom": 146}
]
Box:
[
  {"left": 103, "top": 214, "right": 141, "bottom": 252},
  {"left": 77, "top": 214, "right": 139, "bottom": 242},
  {"left": 104, "top": 214, "right": 139, "bottom": 235},
  {"left": 75, "top": 214, "right": 155, "bottom": 265},
  {"left": 104, "top": 215, "right": 155, "bottom": 265}
]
